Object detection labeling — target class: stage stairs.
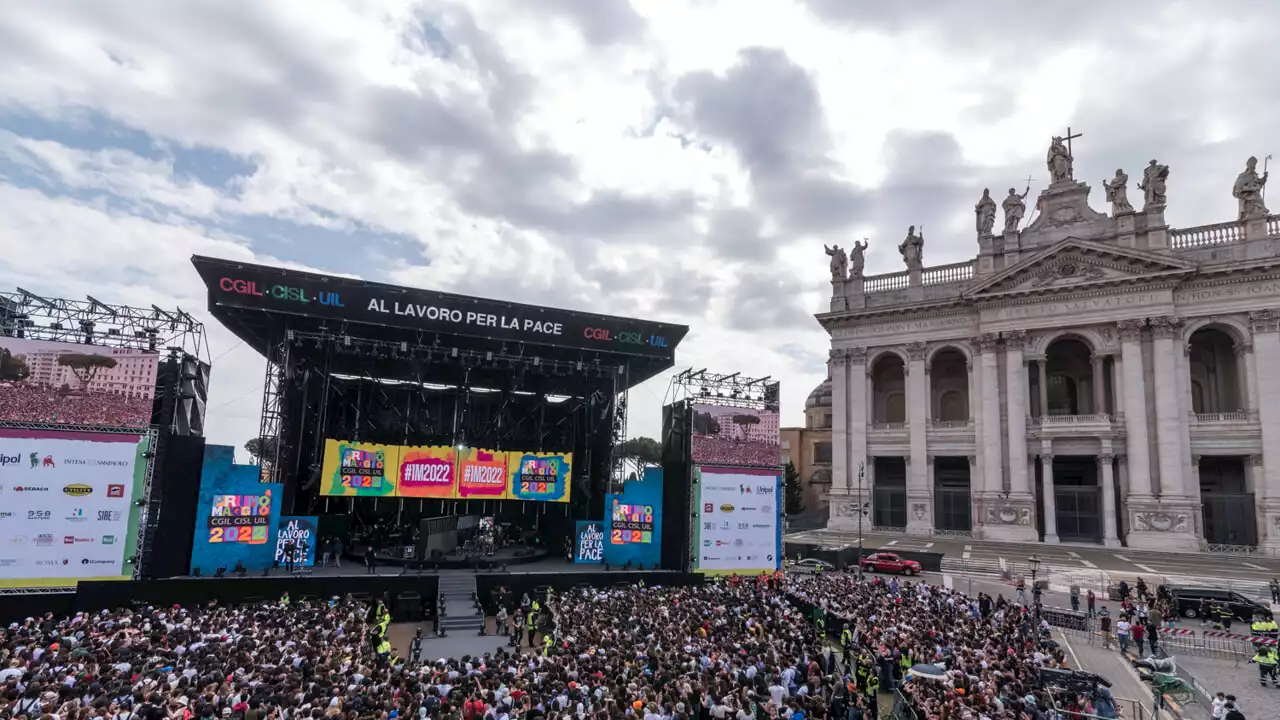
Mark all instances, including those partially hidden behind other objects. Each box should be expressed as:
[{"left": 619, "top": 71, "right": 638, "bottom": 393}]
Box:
[{"left": 436, "top": 574, "right": 485, "bottom": 634}]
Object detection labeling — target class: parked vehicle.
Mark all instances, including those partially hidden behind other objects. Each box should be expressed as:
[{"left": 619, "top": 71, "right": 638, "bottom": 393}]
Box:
[
  {"left": 859, "top": 552, "right": 922, "bottom": 576},
  {"left": 1165, "top": 585, "right": 1272, "bottom": 622},
  {"left": 793, "top": 558, "right": 835, "bottom": 573}
]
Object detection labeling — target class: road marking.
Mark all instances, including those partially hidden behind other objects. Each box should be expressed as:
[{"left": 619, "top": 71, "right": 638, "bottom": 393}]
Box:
[
  {"left": 1133, "top": 563, "right": 1159, "bottom": 574},
  {"left": 964, "top": 544, "right": 972, "bottom": 551},
  {"left": 886, "top": 540, "right": 898, "bottom": 546},
  {"left": 924, "top": 542, "right": 935, "bottom": 548},
  {"left": 1057, "top": 630, "right": 1083, "bottom": 672},
  {"left": 1080, "top": 560, "right": 1098, "bottom": 568},
  {"left": 1242, "top": 562, "right": 1268, "bottom": 571},
  {"left": 1067, "top": 551, "right": 1081, "bottom": 558},
  {"left": 1114, "top": 554, "right": 1132, "bottom": 562},
  {"left": 962, "top": 551, "right": 972, "bottom": 560}
]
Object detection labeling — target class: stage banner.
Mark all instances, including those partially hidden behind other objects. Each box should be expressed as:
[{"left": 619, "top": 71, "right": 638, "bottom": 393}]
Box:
[
  {"left": 456, "top": 448, "right": 510, "bottom": 499},
  {"left": 603, "top": 465, "right": 663, "bottom": 568},
  {"left": 274, "top": 516, "right": 318, "bottom": 567},
  {"left": 319, "top": 440, "right": 400, "bottom": 497},
  {"left": 692, "top": 465, "right": 781, "bottom": 575},
  {"left": 507, "top": 451, "right": 572, "bottom": 503},
  {"left": 573, "top": 520, "right": 604, "bottom": 564},
  {"left": 691, "top": 403, "right": 781, "bottom": 469},
  {"left": 190, "top": 445, "right": 282, "bottom": 573},
  {"left": 398, "top": 445, "right": 457, "bottom": 498},
  {"left": 0, "top": 429, "right": 148, "bottom": 588}
]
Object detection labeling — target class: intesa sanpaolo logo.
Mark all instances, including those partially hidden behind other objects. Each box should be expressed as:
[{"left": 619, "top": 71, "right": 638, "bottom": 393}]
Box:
[{"left": 63, "top": 484, "right": 94, "bottom": 497}]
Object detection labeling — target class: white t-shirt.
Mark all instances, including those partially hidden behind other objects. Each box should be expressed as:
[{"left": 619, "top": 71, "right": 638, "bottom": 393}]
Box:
[{"left": 1116, "top": 621, "right": 1131, "bottom": 636}]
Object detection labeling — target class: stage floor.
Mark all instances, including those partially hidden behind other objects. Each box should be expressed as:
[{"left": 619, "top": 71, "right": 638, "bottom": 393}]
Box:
[{"left": 179, "top": 558, "right": 672, "bottom": 579}]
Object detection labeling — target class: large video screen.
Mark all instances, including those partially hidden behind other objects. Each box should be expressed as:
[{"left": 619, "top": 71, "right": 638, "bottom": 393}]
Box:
[
  {"left": 0, "top": 337, "right": 160, "bottom": 429},
  {"left": 693, "top": 466, "right": 781, "bottom": 574},
  {"left": 0, "top": 429, "right": 148, "bottom": 587},
  {"left": 691, "top": 403, "right": 781, "bottom": 468},
  {"left": 318, "top": 439, "right": 572, "bottom": 502}
]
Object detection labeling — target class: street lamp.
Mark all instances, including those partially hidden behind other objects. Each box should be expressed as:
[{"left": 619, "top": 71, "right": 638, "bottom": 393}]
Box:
[
  {"left": 1027, "top": 554, "right": 1042, "bottom": 618},
  {"left": 855, "top": 462, "right": 871, "bottom": 581}
]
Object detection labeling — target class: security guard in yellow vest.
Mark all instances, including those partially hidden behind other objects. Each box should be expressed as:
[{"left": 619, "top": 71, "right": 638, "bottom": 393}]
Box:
[
  {"left": 375, "top": 636, "right": 392, "bottom": 665},
  {"left": 543, "top": 633, "right": 554, "bottom": 656},
  {"left": 525, "top": 610, "right": 537, "bottom": 647},
  {"left": 1251, "top": 645, "right": 1278, "bottom": 686},
  {"left": 840, "top": 627, "right": 854, "bottom": 664}
]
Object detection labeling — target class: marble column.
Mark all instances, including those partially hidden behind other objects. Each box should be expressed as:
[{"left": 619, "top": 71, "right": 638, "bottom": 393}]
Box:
[
  {"left": 968, "top": 358, "right": 983, "bottom": 507},
  {"left": 1251, "top": 311, "right": 1280, "bottom": 550},
  {"left": 1113, "top": 354, "right": 1125, "bottom": 418},
  {"left": 1100, "top": 453, "right": 1120, "bottom": 547},
  {"left": 1037, "top": 360, "right": 1049, "bottom": 418},
  {"left": 977, "top": 334, "right": 1003, "bottom": 496},
  {"left": 1150, "top": 317, "right": 1187, "bottom": 497},
  {"left": 1004, "top": 330, "right": 1031, "bottom": 496},
  {"left": 848, "top": 348, "right": 869, "bottom": 500},
  {"left": 1091, "top": 354, "right": 1105, "bottom": 416},
  {"left": 829, "top": 349, "right": 850, "bottom": 496},
  {"left": 1041, "top": 453, "right": 1059, "bottom": 543},
  {"left": 906, "top": 342, "right": 931, "bottom": 533},
  {"left": 1240, "top": 343, "right": 1259, "bottom": 413},
  {"left": 1117, "top": 320, "right": 1153, "bottom": 497}
]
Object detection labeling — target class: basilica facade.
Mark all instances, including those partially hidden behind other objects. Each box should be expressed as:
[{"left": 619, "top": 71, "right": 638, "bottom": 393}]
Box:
[{"left": 818, "top": 137, "right": 1280, "bottom": 552}]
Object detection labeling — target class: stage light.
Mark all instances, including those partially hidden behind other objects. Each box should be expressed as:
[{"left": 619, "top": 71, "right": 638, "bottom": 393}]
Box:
[{"left": 343, "top": 335, "right": 352, "bottom": 347}]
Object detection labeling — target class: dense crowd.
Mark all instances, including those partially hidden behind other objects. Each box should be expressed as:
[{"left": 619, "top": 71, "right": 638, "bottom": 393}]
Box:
[
  {"left": 691, "top": 436, "right": 779, "bottom": 468},
  {"left": 0, "top": 570, "right": 1132, "bottom": 720},
  {"left": 0, "top": 384, "right": 152, "bottom": 428}
]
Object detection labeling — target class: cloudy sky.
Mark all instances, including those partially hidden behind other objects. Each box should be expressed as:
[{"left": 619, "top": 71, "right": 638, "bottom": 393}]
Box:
[{"left": 1, "top": 0, "right": 1276, "bottom": 452}]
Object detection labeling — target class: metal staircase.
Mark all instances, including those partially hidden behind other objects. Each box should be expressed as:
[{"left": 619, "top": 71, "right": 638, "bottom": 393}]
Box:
[{"left": 436, "top": 574, "right": 484, "bottom": 635}]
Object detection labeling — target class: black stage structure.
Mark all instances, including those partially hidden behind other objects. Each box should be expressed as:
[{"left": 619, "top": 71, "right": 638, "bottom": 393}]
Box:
[{"left": 192, "top": 256, "right": 688, "bottom": 551}]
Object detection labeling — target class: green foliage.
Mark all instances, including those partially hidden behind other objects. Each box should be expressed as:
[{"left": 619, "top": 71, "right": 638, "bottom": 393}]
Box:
[{"left": 784, "top": 461, "right": 805, "bottom": 516}]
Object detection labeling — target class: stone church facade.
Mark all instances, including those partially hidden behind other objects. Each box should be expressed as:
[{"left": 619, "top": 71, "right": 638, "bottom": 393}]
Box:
[{"left": 818, "top": 137, "right": 1280, "bottom": 552}]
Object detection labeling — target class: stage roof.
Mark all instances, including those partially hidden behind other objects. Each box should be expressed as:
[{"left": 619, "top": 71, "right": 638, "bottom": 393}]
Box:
[{"left": 191, "top": 256, "right": 688, "bottom": 389}]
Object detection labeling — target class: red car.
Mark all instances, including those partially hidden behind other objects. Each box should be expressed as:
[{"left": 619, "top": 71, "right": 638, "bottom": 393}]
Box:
[{"left": 859, "top": 552, "right": 922, "bottom": 576}]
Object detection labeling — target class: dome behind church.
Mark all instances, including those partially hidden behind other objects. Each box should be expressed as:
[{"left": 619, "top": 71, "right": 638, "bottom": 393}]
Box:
[{"left": 805, "top": 376, "right": 832, "bottom": 409}]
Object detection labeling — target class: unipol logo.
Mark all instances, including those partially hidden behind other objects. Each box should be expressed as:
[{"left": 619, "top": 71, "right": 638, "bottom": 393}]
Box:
[
  {"left": 464, "top": 465, "right": 504, "bottom": 486},
  {"left": 401, "top": 458, "right": 452, "bottom": 488}
]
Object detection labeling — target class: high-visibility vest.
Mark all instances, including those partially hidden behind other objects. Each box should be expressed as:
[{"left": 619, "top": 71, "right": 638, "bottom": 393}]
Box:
[
  {"left": 377, "top": 639, "right": 391, "bottom": 655},
  {"left": 543, "top": 635, "right": 553, "bottom": 655},
  {"left": 1253, "top": 650, "right": 1277, "bottom": 666},
  {"left": 526, "top": 612, "right": 536, "bottom": 630}
]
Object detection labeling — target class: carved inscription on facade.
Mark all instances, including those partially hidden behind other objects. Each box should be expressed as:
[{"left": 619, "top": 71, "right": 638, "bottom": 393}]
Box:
[
  {"left": 1175, "top": 280, "right": 1280, "bottom": 304},
  {"left": 835, "top": 315, "right": 973, "bottom": 339},
  {"left": 991, "top": 293, "right": 1160, "bottom": 321}
]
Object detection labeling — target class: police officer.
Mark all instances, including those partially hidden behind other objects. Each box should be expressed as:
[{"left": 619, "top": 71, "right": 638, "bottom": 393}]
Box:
[
  {"left": 375, "top": 634, "right": 392, "bottom": 666},
  {"left": 525, "top": 609, "right": 537, "bottom": 647},
  {"left": 542, "top": 632, "right": 554, "bottom": 656},
  {"left": 1251, "top": 644, "right": 1278, "bottom": 687},
  {"left": 841, "top": 626, "right": 854, "bottom": 665}
]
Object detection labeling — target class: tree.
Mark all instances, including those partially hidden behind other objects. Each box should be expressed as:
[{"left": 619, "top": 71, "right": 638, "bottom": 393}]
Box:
[
  {"left": 692, "top": 410, "right": 721, "bottom": 436},
  {"left": 618, "top": 436, "right": 661, "bottom": 479},
  {"left": 57, "top": 353, "right": 117, "bottom": 388},
  {"left": 0, "top": 349, "right": 30, "bottom": 382},
  {"left": 244, "top": 436, "right": 279, "bottom": 462},
  {"left": 731, "top": 413, "right": 761, "bottom": 440},
  {"left": 784, "top": 461, "right": 805, "bottom": 517}
]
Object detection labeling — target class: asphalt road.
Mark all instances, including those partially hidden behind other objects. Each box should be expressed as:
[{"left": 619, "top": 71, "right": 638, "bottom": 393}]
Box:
[{"left": 787, "top": 529, "right": 1280, "bottom": 584}]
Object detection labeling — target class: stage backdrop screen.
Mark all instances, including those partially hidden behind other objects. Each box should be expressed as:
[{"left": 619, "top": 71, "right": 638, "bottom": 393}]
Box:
[
  {"left": 0, "top": 429, "right": 149, "bottom": 587},
  {"left": 320, "top": 440, "right": 401, "bottom": 497},
  {"left": 190, "top": 445, "right": 283, "bottom": 573},
  {"left": 0, "top": 337, "right": 160, "bottom": 429},
  {"left": 573, "top": 521, "right": 604, "bottom": 564},
  {"left": 398, "top": 446, "right": 457, "bottom": 498},
  {"left": 507, "top": 452, "right": 572, "bottom": 503},
  {"left": 693, "top": 465, "right": 781, "bottom": 574},
  {"left": 603, "top": 465, "right": 663, "bottom": 568},
  {"left": 691, "top": 403, "right": 781, "bottom": 468},
  {"left": 318, "top": 440, "right": 569, "bottom": 502},
  {"left": 274, "top": 516, "right": 318, "bottom": 567}
]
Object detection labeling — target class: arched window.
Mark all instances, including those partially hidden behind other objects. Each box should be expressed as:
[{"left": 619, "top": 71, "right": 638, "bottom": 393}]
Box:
[
  {"left": 1047, "top": 375, "right": 1078, "bottom": 416},
  {"left": 885, "top": 393, "right": 906, "bottom": 423},
  {"left": 938, "top": 390, "right": 968, "bottom": 421}
]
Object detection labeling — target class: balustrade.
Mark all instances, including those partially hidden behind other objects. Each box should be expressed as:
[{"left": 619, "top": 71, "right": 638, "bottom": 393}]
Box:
[
  {"left": 1169, "top": 220, "right": 1243, "bottom": 249},
  {"left": 921, "top": 261, "right": 975, "bottom": 286},
  {"left": 864, "top": 271, "right": 910, "bottom": 293}
]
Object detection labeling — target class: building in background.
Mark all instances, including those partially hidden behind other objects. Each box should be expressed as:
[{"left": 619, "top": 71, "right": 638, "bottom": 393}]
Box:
[
  {"left": 818, "top": 136, "right": 1280, "bottom": 552},
  {"left": 19, "top": 345, "right": 158, "bottom": 398},
  {"left": 780, "top": 377, "right": 833, "bottom": 522}
]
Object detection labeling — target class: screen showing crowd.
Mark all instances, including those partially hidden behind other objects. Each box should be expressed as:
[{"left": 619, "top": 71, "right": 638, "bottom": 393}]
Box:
[
  {"left": 690, "top": 402, "right": 781, "bottom": 468},
  {"left": 318, "top": 439, "right": 571, "bottom": 502},
  {"left": 0, "top": 337, "right": 159, "bottom": 429}
]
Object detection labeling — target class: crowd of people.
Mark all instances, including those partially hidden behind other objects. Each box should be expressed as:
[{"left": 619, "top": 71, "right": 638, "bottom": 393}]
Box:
[
  {"left": 0, "top": 567, "right": 1144, "bottom": 720},
  {"left": 0, "top": 383, "right": 152, "bottom": 428},
  {"left": 691, "top": 436, "right": 779, "bottom": 468}
]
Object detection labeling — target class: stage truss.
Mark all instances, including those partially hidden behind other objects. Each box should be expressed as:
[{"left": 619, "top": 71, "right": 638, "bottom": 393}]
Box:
[
  {"left": 666, "top": 368, "right": 780, "bottom": 411},
  {"left": 0, "top": 288, "right": 208, "bottom": 361}
]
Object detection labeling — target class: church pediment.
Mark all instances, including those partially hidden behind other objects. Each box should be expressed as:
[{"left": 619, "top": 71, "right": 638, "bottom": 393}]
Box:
[{"left": 964, "top": 239, "right": 1196, "bottom": 299}]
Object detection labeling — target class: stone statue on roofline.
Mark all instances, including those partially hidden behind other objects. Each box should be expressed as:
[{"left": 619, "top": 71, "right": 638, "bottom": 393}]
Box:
[
  {"left": 1002, "top": 186, "right": 1030, "bottom": 233},
  {"left": 1233, "top": 155, "right": 1269, "bottom": 220},
  {"left": 824, "top": 244, "right": 848, "bottom": 281},
  {"left": 1138, "top": 159, "right": 1169, "bottom": 210},
  {"left": 899, "top": 226, "right": 923, "bottom": 271},
  {"left": 1102, "top": 168, "right": 1133, "bottom": 214},
  {"left": 1047, "top": 136, "right": 1073, "bottom": 183},
  {"left": 975, "top": 188, "right": 997, "bottom": 237},
  {"left": 848, "top": 239, "right": 868, "bottom": 278}
]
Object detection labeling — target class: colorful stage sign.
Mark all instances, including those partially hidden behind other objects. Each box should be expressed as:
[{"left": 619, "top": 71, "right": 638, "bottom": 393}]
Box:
[
  {"left": 190, "top": 445, "right": 283, "bottom": 573},
  {"left": 274, "top": 516, "right": 318, "bottom": 567},
  {"left": 603, "top": 466, "right": 662, "bottom": 568},
  {"left": 317, "top": 439, "right": 571, "bottom": 501},
  {"left": 398, "top": 446, "right": 457, "bottom": 498},
  {"left": 507, "top": 452, "right": 572, "bottom": 503},
  {"left": 457, "top": 448, "right": 511, "bottom": 499},
  {"left": 574, "top": 521, "right": 604, "bottom": 564},
  {"left": 320, "top": 440, "right": 400, "bottom": 497},
  {"left": 692, "top": 465, "right": 781, "bottom": 575}
]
